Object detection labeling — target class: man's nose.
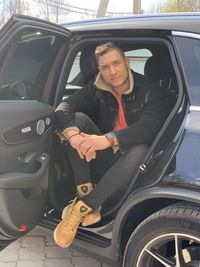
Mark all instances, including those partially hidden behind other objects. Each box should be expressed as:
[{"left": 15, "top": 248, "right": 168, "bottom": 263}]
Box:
[{"left": 109, "top": 65, "right": 116, "bottom": 75}]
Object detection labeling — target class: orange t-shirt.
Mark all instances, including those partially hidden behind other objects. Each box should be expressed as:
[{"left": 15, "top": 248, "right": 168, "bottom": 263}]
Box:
[{"left": 113, "top": 94, "right": 127, "bottom": 131}]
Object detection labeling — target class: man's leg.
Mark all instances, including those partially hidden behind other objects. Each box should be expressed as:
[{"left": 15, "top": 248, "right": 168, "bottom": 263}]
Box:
[
  {"left": 54, "top": 112, "right": 117, "bottom": 247},
  {"left": 81, "top": 144, "right": 148, "bottom": 210},
  {"left": 64, "top": 112, "right": 117, "bottom": 185},
  {"left": 64, "top": 112, "right": 101, "bottom": 186}
]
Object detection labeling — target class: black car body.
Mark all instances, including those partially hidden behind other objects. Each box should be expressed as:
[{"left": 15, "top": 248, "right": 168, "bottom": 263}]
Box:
[{"left": 0, "top": 13, "right": 200, "bottom": 266}]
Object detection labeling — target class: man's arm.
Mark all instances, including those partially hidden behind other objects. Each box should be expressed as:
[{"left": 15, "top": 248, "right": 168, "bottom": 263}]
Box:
[
  {"left": 54, "top": 82, "right": 96, "bottom": 134},
  {"left": 114, "top": 86, "right": 166, "bottom": 153}
]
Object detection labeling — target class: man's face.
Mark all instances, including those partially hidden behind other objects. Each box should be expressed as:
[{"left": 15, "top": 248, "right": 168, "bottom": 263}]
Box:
[{"left": 98, "top": 49, "right": 130, "bottom": 91}]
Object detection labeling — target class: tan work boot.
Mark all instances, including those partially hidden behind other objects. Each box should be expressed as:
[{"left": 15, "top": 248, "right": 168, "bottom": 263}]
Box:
[
  {"left": 82, "top": 208, "right": 101, "bottom": 226},
  {"left": 62, "top": 183, "right": 101, "bottom": 227},
  {"left": 61, "top": 183, "right": 93, "bottom": 220},
  {"left": 54, "top": 200, "right": 92, "bottom": 248}
]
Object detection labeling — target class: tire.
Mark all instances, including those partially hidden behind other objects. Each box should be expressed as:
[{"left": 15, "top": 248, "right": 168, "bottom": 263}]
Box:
[{"left": 123, "top": 204, "right": 200, "bottom": 267}]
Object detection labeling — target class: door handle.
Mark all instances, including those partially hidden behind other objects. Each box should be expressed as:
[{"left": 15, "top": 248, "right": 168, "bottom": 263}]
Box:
[
  {"left": 0, "top": 154, "right": 49, "bottom": 189},
  {"left": 18, "top": 151, "right": 37, "bottom": 164}
]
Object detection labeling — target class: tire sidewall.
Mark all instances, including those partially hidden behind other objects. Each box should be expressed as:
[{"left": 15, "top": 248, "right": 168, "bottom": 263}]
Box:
[{"left": 123, "top": 208, "right": 200, "bottom": 267}]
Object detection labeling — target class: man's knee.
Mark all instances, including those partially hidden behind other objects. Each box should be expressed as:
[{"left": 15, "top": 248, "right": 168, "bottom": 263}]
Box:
[
  {"left": 121, "top": 144, "right": 148, "bottom": 166},
  {"left": 75, "top": 112, "right": 90, "bottom": 125},
  {"left": 128, "top": 144, "right": 148, "bottom": 157},
  {"left": 74, "top": 112, "right": 100, "bottom": 134}
]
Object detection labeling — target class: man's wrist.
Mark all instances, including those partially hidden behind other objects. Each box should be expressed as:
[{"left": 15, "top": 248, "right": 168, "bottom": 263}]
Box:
[
  {"left": 62, "top": 129, "right": 80, "bottom": 140},
  {"left": 62, "top": 127, "right": 80, "bottom": 139},
  {"left": 105, "top": 132, "right": 116, "bottom": 147},
  {"left": 68, "top": 132, "right": 80, "bottom": 142}
]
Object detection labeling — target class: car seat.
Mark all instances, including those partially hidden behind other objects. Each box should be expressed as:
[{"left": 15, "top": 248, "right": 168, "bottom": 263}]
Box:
[
  {"left": 144, "top": 55, "right": 178, "bottom": 115},
  {"left": 80, "top": 47, "right": 98, "bottom": 85}
]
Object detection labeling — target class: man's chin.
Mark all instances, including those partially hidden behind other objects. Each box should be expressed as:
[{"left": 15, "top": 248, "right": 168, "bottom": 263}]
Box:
[{"left": 111, "top": 81, "right": 123, "bottom": 88}]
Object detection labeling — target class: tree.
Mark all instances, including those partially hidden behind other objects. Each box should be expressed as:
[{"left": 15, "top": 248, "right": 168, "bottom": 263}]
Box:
[
  {"left": 35, "top": 0, "right": 68, "bottom": 23},
  {"left": 160, "top": 0, "right": 200, "bottom": 12},
  {"left": 0, "top": 0, "right": 30, "bottom": 27}
]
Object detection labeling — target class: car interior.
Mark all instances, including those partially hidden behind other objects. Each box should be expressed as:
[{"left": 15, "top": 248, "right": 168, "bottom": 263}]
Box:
[{"left": 47, "top": 39, "right": 182, "bottom": 227}]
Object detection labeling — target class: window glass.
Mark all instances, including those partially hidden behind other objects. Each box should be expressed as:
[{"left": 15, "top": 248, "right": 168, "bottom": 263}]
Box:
[
  {"left": 0, "top": 30, "right": 64, "bottom": 101},
  {"left": 175, "top": 36, "right": 200, "bottom": 105},
  {"left": 125, "top": 49, "right": 152, "bottom": 75},
  {"left": 68, "top": 52, "right": 81, "bottom": 83}
]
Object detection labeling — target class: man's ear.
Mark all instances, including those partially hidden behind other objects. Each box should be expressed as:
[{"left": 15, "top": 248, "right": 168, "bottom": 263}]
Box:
[{"left": 125, "top": 56, "right": 130, "bottom": 68}]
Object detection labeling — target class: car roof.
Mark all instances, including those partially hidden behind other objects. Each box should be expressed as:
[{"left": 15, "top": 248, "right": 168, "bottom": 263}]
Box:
[{"left": 62, "top": 13, "right": 200, "bottom": 35}]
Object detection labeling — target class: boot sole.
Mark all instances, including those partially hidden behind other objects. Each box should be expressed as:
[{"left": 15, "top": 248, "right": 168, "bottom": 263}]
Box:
[
  {"left": 81, "top": 215, "right": 101, "bottom": 226},
  {"left": 53, "top": 225, "right": 73, "bottom": 248}
]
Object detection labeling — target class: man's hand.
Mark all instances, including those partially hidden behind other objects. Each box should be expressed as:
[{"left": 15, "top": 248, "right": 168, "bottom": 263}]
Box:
[
  {"left": 68, "top": 134, "right": 86, "bottom": 159},
  {"left": 61, "top": 130, "right": 85, "bottom": 159},
  {"left": 61, "top": 129, "right": 115, "bottom": 162},
  {"left": 79, "top": 133, "right": 111, "bottom": 162}
]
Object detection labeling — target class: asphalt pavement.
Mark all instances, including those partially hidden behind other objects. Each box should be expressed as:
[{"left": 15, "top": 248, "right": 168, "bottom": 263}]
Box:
[{"left": 0, "top": 227, "right": 111, "bottom": 267}]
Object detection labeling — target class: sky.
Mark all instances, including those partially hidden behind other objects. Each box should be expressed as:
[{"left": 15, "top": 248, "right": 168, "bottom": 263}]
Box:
[
  {"left": 64, "top": 0, "right": 161, "bottom": 17},
  {"left": 30, "top": 0, "right": 164, "bottom": 22}
]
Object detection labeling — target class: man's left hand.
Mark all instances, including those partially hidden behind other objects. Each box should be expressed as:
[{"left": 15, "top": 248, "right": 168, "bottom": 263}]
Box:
[{"left": 78, "top": 133, "right": 111, "bottom": 162}]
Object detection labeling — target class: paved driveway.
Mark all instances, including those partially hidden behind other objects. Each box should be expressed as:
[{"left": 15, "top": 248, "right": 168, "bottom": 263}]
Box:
[{"left": 0, "top": 227, "right": 111, "bottom": 267}]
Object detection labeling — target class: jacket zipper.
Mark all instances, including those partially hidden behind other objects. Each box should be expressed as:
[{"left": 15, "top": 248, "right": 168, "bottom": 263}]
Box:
[{"left": 110, "top": 93, "right": 119, "bottom": 129}]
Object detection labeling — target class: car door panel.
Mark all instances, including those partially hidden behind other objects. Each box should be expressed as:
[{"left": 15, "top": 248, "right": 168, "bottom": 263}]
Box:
[
  {"left": 0, "top": 15, "right": 71, "bottom": 247},
  {"left": 0, "top": 101, "right": 53, "bottom": 240}
]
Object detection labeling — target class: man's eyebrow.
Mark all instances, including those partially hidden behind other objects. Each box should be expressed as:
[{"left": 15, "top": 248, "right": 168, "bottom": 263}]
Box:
[
  {"left": 100, "top": 63, "right": 108, "bottom": 68},
  {"left": 100, "top": 59, "right": 121, "bottom": 67}
]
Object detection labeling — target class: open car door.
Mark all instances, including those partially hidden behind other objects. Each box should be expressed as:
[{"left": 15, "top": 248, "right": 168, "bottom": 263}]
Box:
[{"left": 0, "top": 15, "right": 71, "bottom": 250}]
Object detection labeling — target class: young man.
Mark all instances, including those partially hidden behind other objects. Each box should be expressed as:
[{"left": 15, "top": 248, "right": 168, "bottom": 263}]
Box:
[{"left": 54, "top": 42, "right": 165, "bottom": 248}]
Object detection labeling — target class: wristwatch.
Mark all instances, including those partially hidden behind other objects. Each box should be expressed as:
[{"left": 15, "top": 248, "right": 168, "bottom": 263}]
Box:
[{"left": 105, "top": 132, "right": 115, "bottom": 147}]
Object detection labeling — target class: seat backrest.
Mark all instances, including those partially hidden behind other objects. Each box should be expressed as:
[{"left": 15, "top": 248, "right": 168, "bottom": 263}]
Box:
[
  {"left": 144, "top": 55, "right": 168, "bottom": 84},
  {"left": 80, "top": 47, "right": 98, "bottom": 84},
  {"left": 144, "top": 55, "right": 178, "bottom": 115}
]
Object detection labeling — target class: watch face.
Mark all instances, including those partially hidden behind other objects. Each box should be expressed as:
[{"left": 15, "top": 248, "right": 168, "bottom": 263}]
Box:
[{"left": 105, "top": 132, "right": 115, "bottom": 140}]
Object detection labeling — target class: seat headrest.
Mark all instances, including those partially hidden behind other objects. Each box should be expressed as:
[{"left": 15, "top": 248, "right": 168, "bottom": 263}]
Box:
[
  {"left": 80, "top": 48, "right": 98, "bottom": 84},
  {"left": 144, "top": 56, "right": 166, "bottom": 83}
]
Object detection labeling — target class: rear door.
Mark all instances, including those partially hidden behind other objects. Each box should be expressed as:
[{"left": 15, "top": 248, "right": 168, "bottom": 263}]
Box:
[{"left": 0, "top": 15, "right": 71, "bottom": 249}]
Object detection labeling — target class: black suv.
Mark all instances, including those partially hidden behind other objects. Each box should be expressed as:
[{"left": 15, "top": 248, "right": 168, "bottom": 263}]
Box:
[{"left": 0, "top": 13, "right": 200, "bottom": 267}]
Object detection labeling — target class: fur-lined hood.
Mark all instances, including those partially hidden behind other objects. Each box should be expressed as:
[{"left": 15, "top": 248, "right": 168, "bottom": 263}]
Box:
[{"left": 94, "top": 69, "right": 134, "bottom": 95}]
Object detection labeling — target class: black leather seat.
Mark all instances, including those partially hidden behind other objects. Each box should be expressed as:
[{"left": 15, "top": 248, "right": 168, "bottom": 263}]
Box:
[
  {"left": 144, "top": 55, "right": 178, "bottom": 115},
  {"left": 80, "top": 47, "right": 98, "bottom": 85}
]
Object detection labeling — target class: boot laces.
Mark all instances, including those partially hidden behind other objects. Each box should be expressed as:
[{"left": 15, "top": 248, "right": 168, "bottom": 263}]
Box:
[
  {"left": 65, "top": 200, "right": 85, "bottom": 231},
  {"left": 65, "top": 205, "right": 85, "bottom": 231}
]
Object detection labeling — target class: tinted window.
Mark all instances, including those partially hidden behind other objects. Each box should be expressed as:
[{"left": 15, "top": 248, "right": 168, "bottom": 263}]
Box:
[
  {"left": 175, "top": 36, "right": 200, "bottom": 105},
  {"left": 0, "top": 30, "right": 65, "bottom": 101}
]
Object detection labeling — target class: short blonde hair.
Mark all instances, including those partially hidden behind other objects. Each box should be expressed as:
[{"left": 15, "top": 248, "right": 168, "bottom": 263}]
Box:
[{"left": 95, "top": 42, "right": 125, "bottom": 64}]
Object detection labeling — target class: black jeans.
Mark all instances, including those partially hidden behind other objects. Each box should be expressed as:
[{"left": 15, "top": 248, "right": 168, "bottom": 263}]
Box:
[{"left": 65, "top": 112, "right": 148, "bottom": 210}]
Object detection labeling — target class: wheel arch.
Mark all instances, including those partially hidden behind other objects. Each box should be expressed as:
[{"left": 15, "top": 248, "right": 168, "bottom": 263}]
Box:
[{"left": 111, "top": 187, "right": 200, "bottom": 264}]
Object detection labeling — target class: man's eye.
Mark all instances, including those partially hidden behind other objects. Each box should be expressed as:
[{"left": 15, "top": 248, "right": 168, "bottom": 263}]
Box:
[
  {"left": 113, "top": 60, "right": 120, "bottom": 66},
  {"left": 101, "top": 65, "right": 109, "bottom": 71}
]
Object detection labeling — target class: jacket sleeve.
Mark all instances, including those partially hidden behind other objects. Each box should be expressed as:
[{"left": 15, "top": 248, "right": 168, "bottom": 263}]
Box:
[
  {"left": 54, "top": 82, "right": 96, "bottom": 133},
  {"left": 114, "top": 85, "right": 166, "bottom": 153}
]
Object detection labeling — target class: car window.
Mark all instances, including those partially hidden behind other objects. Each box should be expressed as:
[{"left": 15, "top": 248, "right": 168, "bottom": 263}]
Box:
[
  {"left": 125, "top": 49, "right": 152, "bottom": 75},
  {"left": 0, "top": 30, "right": 65, "bottom": 101},
  {"left": 175, "top": 36, "right": 200, "bottom": 105},
  {"left": 68, "top": 52, "right": 81, "bottom": 83}
]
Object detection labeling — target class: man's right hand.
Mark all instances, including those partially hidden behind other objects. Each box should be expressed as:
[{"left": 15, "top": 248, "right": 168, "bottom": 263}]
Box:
[
  {"left": 69, "top": 134, "right": 86, "bottom": 159},
  {"left": 61, "top": 130, "right": 83, "bottom": 159},
  {"left": 61, "top": 129, "right": 97, "bottom": 161}
]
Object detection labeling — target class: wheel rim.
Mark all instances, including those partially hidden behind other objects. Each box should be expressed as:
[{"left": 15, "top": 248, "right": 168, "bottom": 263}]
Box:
[{"left": 136, "top": 233, "right": 200, "bottom": 267}]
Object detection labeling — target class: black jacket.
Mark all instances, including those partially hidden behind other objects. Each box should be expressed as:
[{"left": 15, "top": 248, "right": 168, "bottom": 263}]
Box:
[{"left": 55, "top": 74, "right": 166, "bottom": 153}]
